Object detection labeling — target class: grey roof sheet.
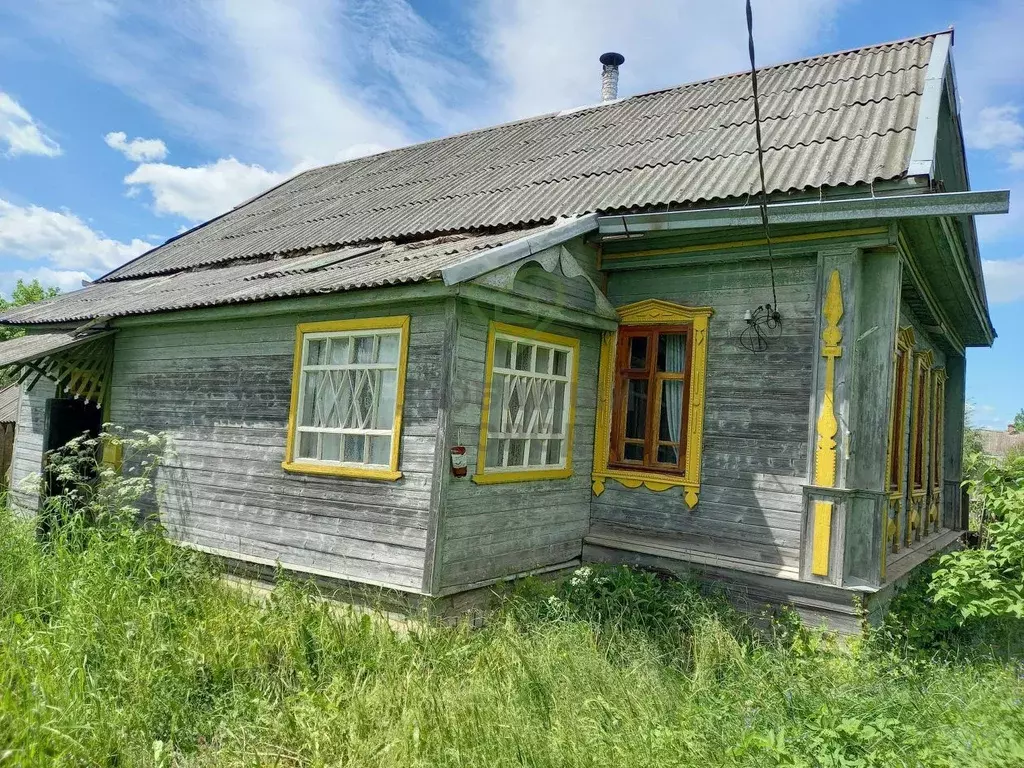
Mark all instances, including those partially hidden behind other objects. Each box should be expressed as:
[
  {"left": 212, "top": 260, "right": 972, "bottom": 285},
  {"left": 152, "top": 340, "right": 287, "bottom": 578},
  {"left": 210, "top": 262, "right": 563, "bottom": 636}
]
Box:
[
  {"left": 0, "top": 331, "right": 113, "bottom": 366},
  {"left": 100, "top": 34, "right": 936, "bottom": 282},
  {"left": 0, "top": 385, "right": 19, "bottom": 423},
  {"left": 0, "top": 228, "right": 544, "bottom": 324}
]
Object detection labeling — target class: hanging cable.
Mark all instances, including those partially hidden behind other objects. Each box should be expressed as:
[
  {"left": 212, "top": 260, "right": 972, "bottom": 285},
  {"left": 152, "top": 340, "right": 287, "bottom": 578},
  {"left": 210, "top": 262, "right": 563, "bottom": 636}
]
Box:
[{"left": 745, "top": 0, "right": 779, "bottom": 316}]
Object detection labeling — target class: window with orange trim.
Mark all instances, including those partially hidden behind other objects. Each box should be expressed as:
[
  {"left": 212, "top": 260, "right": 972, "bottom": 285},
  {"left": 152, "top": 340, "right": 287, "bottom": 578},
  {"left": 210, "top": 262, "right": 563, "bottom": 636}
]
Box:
[
  {"left": 610, "top": 325, "right": 692, "bottom": 473},
  {"left": 912, "top": 363, "right": 928, "bottom": 492},
  {"left": 888, "top": 346, "right": 908, "bottom": 493}
]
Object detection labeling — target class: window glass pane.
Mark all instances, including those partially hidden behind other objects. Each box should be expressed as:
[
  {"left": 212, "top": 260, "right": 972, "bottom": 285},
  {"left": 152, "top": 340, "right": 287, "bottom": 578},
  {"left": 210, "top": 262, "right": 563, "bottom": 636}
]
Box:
[
  {"left": 369, "top": 436, "right": 391, "bottom": 466},
  {"left": 485, "top": 438, "right": 502, "bottom": 468},
  {"left": 657, "top": 444, "right": 679, "bottom": 464},
  {"left": 488, "top": 373, "right": 505, "bottom": 432},
  {"left": 375, "top": 370, "right": 398, "bottom": 430},
  {"left": 353, "top": 372, "right": 374, "bottom": 428},
  {"left": 328, "top": 337, "right": 350, "bottom": 365},
  {"left": 624, "top": 442, "right": 644, "bottom": 461},
  {"left": 343, "top": 435, "right": 364, "bottom": 463},
  {"left": 657, "top": 333, "right": 686, "bottom": 373},
  {"left": 537, "top": 383, "right": 554, "bottom": 433},
  {"left": 553, "top": 350, "right": 568, "bottom": 376},
  {"left": 377, "top": 333, "right": 400, "bottom": 364},
  {"left": 508, "top": 438, "right": 527, "bottom": 466},
  {"left": 494, "top": 339, "right": 512, "bottom": 369},
  {"left": 625, "top": 379, "right": 648, "bottom": 440},
  {"left": 300, "top": 372, "right": 319, "bottom": 426},
  {"left": 528, "top": 439, "right": 544, "bottom": 465},
  {"left": 552, "top": 381, "right": 566, "bottom": 430},
  {"left": 507, "top": 379, "right": 524, "bottom": 430},
  {"left": 306, "top": 339, "right": 326, "bottom": 365},
  {"left": 546, "top": 439, "right": 562, "bottom": 464},
  {"left": 354, "top": 335, "right": 375, "bottom": 364},
  {"left": 298, "top": 431, "right": 319, "bottom": 460},
  {"left": 515, "top": 343, "right": 532, "bottom": 371},
  {"left": 628, "top": 336, "right": 647, "bottom": 369},
  {"left": 535, "top": 347, "right": 551, "bottom": 374},
  {"left": 659, "top": 380, "right": 684, "bottom": 445},
  {"left": 322, "top": 433, "right": 342, "bottom": 462}
]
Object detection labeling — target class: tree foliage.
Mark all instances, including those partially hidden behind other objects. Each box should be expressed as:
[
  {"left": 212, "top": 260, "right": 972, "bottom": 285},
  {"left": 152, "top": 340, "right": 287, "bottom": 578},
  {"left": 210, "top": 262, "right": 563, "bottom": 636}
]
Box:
[
  {"left": 0, "top": 278, "right": 60, "bottom": 339},
  {"left": 1014, "top": 408, "right": 1024, "bottom": 433}
]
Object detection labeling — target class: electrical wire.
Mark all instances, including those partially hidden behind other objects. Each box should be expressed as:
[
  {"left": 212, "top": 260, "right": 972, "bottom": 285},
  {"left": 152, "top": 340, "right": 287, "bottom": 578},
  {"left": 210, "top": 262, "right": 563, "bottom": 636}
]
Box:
[{"left": 745, "top": 0, "right": 779, "bottom": 313}]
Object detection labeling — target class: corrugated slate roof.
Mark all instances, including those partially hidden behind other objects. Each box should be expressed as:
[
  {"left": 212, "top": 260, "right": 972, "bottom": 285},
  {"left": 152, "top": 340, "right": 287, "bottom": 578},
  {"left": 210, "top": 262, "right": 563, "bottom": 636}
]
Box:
[
  {"left": 99, "top": 34, "right": 936, "bottom": 282},
  {"left": 0, "top": 385, "right": 19, "bottom": 423},
  {"left": 0, "top": 229, "right": 544, "bottom": 324}
]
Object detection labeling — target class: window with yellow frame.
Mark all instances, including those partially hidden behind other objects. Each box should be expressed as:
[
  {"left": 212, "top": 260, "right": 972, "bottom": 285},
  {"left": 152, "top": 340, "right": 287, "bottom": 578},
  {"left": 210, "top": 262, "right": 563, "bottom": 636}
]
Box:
[
  {"left": 473, "top": 322, "right": 580, "bottom": 484},
  {"left": 282, "top": 316, "right": 410, "bottom": 481},
  {"left": 591, "top": 299, "right": 713, "bottom": 510}
]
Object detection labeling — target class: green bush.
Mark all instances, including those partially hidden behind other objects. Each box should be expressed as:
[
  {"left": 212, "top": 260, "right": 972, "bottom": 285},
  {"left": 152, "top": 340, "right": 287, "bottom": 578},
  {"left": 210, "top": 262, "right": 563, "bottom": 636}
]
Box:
[{"left": 931, "top": 457, "right": 1024, "bottom": 621}]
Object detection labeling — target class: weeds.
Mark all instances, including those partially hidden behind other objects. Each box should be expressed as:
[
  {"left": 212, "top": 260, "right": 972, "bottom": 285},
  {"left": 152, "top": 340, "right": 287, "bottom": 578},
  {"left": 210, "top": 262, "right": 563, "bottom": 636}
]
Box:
[{"left": 0, "top": 428, "right": 1022, "bottom": 765}]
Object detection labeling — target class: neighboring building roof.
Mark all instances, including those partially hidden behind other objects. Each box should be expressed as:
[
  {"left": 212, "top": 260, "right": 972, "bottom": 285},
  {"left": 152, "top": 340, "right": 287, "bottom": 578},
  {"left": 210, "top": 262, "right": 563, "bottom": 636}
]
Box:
[
  {"left": 978, "top": 429, "right": 1024, "bottom": 458},
  {"left": 97, "top": 33, "right": 938, "bottom": 283},
  {"left": 0, "top": 229, "right": 545, "bottom": 324},
  {"left": 0, "top": 385, "right": 19, "bottom": 423}
]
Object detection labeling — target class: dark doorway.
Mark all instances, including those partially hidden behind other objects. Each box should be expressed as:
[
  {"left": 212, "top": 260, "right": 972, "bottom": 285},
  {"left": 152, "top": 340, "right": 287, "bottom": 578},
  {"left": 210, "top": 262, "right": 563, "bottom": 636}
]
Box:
[{"left": 42, "top": 397, "right": 103, "bottom": 508}]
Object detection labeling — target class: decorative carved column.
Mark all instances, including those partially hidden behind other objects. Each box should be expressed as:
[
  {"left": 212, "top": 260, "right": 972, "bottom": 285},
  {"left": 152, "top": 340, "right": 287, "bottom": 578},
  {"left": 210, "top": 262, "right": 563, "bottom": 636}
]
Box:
[{"left": 811, "top": 270, "right": 844, "bottom": 576}]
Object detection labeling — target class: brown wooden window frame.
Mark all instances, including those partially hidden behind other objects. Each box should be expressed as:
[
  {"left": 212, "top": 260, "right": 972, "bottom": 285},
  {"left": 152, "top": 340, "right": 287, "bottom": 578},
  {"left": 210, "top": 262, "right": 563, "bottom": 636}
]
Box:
[
  {"left": 888, "top": 345, "right": 909, "bottom": 494},
  {"left": 609, "top": 324, "right": 694, "bottom": 475}
]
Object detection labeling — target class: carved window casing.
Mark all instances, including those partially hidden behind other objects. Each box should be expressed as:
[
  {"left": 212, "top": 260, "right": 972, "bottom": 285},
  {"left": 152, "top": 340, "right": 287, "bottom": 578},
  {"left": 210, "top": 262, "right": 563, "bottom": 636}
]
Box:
[
  {"left": 592, "top": 300, "right": 712, "bottom": 509},
  {"left": 473, "top": 322, "right": 579, "bottom": 484},
  {"left": 283, "top": 317, "right": 410, "bottom": 481}
]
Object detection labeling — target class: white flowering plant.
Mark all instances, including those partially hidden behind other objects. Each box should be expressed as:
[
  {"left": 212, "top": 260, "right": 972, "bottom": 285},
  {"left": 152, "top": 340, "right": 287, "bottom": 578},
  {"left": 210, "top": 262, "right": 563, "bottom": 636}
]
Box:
[{"left": 36, "top": 424, "right": 169, "bottom": 530}]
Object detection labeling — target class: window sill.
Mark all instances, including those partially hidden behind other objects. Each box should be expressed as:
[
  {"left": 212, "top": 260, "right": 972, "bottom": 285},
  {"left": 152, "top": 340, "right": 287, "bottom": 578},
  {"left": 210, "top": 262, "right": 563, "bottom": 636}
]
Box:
[
  {"left": 281, "top": 461, "right": 403, "bottom": 481},
  {"left": 592, "top": 469, "right": 699, "bottom": 509},
  {"left": 471, "top": 468, "right": 573, "bottom": 485}
]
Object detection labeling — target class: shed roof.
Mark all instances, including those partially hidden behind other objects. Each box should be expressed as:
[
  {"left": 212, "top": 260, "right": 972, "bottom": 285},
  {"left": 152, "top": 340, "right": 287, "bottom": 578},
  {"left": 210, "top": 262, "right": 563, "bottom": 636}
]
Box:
[
  {"left": 99, "top": 33, "right": 938, "bottom": 283},
  {"left": 0, "top": 229, "right": 544, "bottom": 324},
  {"left": 0, "top": 385, "right": 19, "bottom": 423}
]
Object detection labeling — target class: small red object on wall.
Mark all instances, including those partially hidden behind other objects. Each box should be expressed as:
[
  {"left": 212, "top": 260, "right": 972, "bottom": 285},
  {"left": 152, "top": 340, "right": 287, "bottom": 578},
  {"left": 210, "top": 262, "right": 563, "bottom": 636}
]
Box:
[{"left": 450, "top": 446, "right": 468, "bottom": 477}]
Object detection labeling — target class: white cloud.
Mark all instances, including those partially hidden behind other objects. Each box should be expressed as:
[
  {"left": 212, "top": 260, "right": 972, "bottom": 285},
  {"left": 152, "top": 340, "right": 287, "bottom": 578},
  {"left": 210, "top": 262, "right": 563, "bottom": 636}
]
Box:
[
  {"left": 0, "top": 198, "right": 152, "bottom": 273},
  {"left": 982, "top": 257, "right": 1024, "bottom": 304},
  {"left": 474, "top": 0, "right": 844, "bottom": 122},
  {"left": 1009, "top": 151, "right": 1024, "bottom": 170},
  {"left": 965, "top": 105, "right": 1024, "bottom": 151},
  {"left": 0, "top": 266, "right": 92, "bottom": 296},
  {"left": 123, "top": 157, "right": 284, "bottom": 221},
  {"left": 0, "top": 90, "right": 61, "bottom": 157},
  {"left": 104, "top": 130, "right": 168, "bottom": 162}
]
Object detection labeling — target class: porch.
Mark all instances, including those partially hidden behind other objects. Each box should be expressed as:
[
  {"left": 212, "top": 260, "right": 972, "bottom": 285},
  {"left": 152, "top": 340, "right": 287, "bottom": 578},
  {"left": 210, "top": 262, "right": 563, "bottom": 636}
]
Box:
[{"left": 582, "top": 525, "right": 965, "bottom": 634}]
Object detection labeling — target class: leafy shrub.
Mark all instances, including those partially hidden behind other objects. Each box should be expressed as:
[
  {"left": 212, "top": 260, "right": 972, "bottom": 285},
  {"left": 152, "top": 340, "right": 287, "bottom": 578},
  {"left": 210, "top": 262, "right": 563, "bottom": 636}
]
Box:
[{"left": 931, "top": 456, "right": 1024, "bottom": 621}]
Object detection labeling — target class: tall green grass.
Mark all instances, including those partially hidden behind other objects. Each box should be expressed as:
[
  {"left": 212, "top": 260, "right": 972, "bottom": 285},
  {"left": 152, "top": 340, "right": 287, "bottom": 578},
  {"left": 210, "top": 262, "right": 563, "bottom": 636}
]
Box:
[{"left": 1, "top": 506, "right": 1023, "bottom": 767}]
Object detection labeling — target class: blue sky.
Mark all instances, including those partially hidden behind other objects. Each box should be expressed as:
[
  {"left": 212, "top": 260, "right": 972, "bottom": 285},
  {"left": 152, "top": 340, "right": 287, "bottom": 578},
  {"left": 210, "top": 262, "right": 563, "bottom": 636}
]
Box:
[{"left": 0, "top": 0, "right": 1021, "bottom": 429}]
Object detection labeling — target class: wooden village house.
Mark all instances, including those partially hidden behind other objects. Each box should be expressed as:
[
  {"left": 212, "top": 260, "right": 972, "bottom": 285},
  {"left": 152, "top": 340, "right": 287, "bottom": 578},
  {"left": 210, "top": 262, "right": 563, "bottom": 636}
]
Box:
[{"left": 0, "top": 32, "right": 1009, "bottom": 630}]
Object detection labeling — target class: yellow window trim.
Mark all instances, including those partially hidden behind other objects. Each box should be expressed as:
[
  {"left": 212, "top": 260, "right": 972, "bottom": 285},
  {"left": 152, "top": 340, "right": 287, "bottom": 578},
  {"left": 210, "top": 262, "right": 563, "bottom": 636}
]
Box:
[
  {"left": 473, "top": 321, "right": 580, "bottom": 484},
  {"left": 282, "top": 316, "right": 410, "bottom": 481},
  {"left": 591, "top": 299, "right": 713, "bottom": 510}
]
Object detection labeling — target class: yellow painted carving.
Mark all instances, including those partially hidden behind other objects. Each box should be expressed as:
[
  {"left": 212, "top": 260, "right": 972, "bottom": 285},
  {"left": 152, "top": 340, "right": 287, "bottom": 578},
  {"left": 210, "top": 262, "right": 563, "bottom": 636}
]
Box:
[
  {"left": 811, "top": 270, "right": 843, "bottom": 577},
  {"left": 811, "top": 500, "right": 834, "bottom": 576},
  {"left": 590, "top": 301, "right": 712, "bottom": 505}
]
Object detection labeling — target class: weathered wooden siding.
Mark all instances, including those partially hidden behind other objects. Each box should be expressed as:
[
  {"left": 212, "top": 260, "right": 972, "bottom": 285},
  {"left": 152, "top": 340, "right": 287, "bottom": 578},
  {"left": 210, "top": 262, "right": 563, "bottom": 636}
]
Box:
[
  {"left": 9, "top": 378, "right": 54, "bottom": 513},
  {"left": 437, "top": 299, "right": 602, "bottom": 591},
  {"left": 591, "top": 255, "right": 819, "bottom": 577},
  {"left": 109, "top": 299, "right": 448, "bottom": 592}
]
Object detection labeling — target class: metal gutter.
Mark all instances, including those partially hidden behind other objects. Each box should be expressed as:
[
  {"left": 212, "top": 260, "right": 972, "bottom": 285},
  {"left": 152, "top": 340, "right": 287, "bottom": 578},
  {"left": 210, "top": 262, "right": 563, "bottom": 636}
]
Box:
[
  {"left": 441, "top": 214, "right": 599, "bottom": 285},
  {"left": 907, "top": 30, "right": 953, "bottom": 178},
  {"left": 596, "top": 190, "right": 1009, "bottom": 236}
]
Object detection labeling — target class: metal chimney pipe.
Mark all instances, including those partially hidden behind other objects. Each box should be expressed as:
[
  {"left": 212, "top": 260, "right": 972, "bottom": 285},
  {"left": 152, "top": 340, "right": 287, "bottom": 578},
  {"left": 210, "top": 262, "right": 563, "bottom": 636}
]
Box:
[{"left": 600, "top": 52, "right": 625, "bottom": 102}]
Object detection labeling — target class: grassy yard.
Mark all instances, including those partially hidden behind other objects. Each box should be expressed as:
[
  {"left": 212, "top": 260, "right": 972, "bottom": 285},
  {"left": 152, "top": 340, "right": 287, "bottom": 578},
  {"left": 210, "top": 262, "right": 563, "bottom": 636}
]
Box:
[{"left": 1, "top": 508, "right": 1023, "bottom": 767}]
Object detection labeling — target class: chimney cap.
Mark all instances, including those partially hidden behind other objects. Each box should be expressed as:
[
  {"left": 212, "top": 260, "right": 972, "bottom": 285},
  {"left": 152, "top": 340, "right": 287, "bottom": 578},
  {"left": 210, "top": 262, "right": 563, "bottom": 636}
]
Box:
[{"left": 599, "top": 52, "right": 625, "bottom": 67}]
